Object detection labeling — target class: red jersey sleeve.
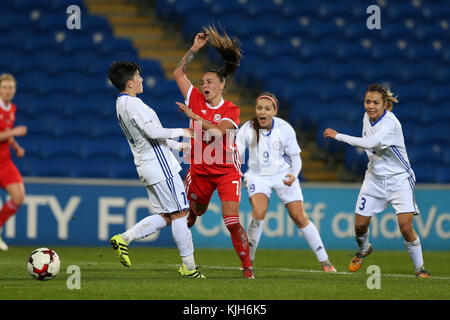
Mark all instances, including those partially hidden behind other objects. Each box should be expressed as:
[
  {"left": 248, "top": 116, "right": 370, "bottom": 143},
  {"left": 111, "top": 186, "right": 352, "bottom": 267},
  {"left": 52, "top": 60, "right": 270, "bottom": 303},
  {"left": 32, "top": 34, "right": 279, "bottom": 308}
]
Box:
[
  {"left": 186, "top": 85, "right": 203, "bottom": 114},
  {"left": 221, "top": 103, "right": 240, "bottom": 129}
]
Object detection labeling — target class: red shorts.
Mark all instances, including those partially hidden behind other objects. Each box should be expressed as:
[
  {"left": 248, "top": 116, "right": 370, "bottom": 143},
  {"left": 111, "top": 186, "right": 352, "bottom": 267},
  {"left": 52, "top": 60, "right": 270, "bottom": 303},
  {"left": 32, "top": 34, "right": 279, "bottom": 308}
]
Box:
[
  {"left": 185, "top": 169, "right": 241, "bottom": 205},
  {"left": 0, "top": 160, "right": 23, "bottom": 189}
]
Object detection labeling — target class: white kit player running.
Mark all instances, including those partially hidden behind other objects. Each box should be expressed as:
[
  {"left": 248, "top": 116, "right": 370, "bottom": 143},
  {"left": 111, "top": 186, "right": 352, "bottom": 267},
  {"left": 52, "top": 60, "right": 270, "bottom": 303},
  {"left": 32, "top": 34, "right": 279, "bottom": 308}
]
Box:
[
  {"left": 107, "top": 61, "right": 205, "bottom": 278},
  {"left": 323, "top": 84, "right": 431, "bottom": 278},
  {"left": 236, "top": 92, "right": 336, "bottom": 272}
]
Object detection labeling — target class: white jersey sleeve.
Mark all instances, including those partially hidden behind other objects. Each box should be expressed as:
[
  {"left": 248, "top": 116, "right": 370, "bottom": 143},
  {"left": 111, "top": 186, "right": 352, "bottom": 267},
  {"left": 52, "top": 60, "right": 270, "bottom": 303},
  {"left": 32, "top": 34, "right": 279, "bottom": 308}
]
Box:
[
  {"left": 116, "top": 95, "right": 183, "bottom": 185},
  {"left": 335, "top": 116, "right": 396, "bottom": 150},
  {"left": 242, "top": 117, "right": 302, "bottom": 176},
  {"left": 337, "top": 111, "right": 414, "bottom": 178}
]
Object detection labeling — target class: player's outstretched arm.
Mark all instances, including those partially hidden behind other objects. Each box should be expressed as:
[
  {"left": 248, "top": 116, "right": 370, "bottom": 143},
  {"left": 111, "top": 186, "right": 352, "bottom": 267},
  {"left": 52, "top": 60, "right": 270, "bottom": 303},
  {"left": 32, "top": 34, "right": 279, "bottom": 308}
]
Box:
[
  {"left": 0, "top": 125, "right": 27, "bottom": 142},
  {"left": 173, "top": 33, "right": 208, "bottom": 99},
  {"left": 176, "top": 102, "right": 234, "bottom": 137},
  {"left": 323, "top": 127, "right": 382, "bottom": 150}
]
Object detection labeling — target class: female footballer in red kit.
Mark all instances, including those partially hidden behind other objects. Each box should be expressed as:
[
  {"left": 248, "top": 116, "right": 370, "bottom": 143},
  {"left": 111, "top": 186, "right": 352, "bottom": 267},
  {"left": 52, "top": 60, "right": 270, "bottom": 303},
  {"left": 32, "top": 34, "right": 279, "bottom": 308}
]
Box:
[
  {"left": 174, "top": 26, "right": 254, "bottom": 278},
  {"left": 0, "top": 74, "right": 27, "bottom": 251}
]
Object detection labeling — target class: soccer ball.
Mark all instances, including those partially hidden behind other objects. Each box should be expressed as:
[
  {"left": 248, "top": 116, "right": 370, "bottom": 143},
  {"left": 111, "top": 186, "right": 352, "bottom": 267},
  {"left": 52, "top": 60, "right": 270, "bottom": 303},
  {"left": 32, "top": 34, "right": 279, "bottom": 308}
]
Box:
[{"left": 27, "top": 248, "right": 61, "bottom": 281}]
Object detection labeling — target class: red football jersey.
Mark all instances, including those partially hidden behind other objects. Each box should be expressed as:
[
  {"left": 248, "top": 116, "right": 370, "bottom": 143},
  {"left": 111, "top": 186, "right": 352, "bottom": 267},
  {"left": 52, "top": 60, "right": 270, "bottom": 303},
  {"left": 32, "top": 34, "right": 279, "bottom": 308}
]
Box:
[
  {"left": 186, "top": 86, "right": 241, "bottom": 175},
  {"left": 0, "top": 101, "right": 16, "bottom": 162}
]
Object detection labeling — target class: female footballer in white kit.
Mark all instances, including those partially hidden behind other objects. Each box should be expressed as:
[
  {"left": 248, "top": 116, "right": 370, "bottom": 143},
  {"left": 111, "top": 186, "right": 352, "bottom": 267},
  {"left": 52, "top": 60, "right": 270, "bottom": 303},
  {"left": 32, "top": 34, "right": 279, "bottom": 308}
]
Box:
[
  {"left": 107, "top": 61, "right": 205, "bottom": 278},
  {"left": 236, "top": 92, "right": 336, "bottom": 272},
  {"left": 323, "top": 84, "right": 431, "bottom": 278}
]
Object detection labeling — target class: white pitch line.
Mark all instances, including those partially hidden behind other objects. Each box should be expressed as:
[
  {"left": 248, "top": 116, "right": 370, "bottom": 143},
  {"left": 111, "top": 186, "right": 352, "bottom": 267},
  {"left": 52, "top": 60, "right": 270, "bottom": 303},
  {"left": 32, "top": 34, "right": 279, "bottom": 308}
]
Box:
[{"left": 168, "top": 264, "right": 450, "bottom": 280}]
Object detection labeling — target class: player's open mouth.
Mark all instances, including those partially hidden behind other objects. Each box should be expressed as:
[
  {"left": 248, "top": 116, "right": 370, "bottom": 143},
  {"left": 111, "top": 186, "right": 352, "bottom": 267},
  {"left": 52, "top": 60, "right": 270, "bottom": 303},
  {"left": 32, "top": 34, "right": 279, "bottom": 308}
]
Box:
[
  {"left": 204, "top": 90, "right": 210, "bottom": 96},
  {"left": 259, "top": 116, "right": 267, "bottom": 125}
]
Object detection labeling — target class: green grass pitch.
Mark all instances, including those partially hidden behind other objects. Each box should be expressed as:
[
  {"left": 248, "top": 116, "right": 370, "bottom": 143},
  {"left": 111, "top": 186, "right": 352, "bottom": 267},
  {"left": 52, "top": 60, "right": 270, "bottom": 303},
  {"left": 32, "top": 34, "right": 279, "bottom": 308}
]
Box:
[{"left": 0, "top": 246, "right": 449, "bottom": 300}]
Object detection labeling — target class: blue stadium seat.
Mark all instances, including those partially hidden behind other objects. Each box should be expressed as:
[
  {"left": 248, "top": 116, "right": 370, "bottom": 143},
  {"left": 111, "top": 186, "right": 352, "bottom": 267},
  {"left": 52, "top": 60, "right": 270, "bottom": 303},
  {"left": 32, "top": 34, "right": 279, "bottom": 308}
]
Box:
[
  {"left": 210, "top": 1, "right": 244, "bottom": 16},
  {"left": 271, "top": 19, "right": 308, "bottom": 39},
  {"left": 380, "top": 23, "right": 414, "bottom": 41},
  {"left": 68, "top": 159, "right": 108, "bottom": 178},
  {"left": 246, "top": 0, "right": 282, "bottom": 17},
  {"left": 370, "top": 43, "right": 408, "bottom": 62},
  {"left": 319, "top": 83, "right": 358, "bottom": 102},
  {"left": 82, "top": 15, "right": 111, "bottom": 35},
  {"left": 407, "top": 44, "right": 441, "bottom": 62},
  {"left": 407, "top": 144, "right": 441, "bottom": 167},
  {"left": 80, "top": 140, "right": 119, "bottom": 160},
  {"left": 300, "top": 41, "right": 338, "bottom": 60},
  {"left": 308, "top": 21, "right": 345, "bottom": 40},
  {"left": 98, "top": 38, "right": 136, "bottom": 58},
  {"left": 412, "top": 126, "right": 449, "bottom": 147},
  {"left": 289, "top": 61, "right": 328, "bottom": 81},
  {"left": 363, "top": 63, "right": 400, "bottom": 84},
  {"left": 344, "top": 145, "right": 367, "bottom": 175},
  {"left": 335, "top": 42, "right": 371, "bottom": 61},
  {"left": 90, "top": 120, "right": 123, "bottom": 140},
  {"left": 41, "top": 141, "right": 82, "bottom": 161},
  {"left": 414, "top": 24, "right": 448, "bottom": 42},
  {"left": 28, "top": 160, "right": 69, "bottom": 177},
  {"left": 413, "top": 164, "right": 436, "bottom": 183},
  {"left": 11, "top": 55, "right": 49, "bottom": 75},
  {"left": 393, "top": 103, "right": 422, "bottom": 124},
  {"left": 386, "top": 3, "right": 423, "bottom": 21},
  {"left": 138, "top": 59, "right": 165, "bottom": 78},
  {"left": 420, "top": 106, "right": 450, "bottom": 125},
  {"left": 434, "top": 65, "right": 450, "bottom": 83},
  {"left": 263, "top": 40, "right": 299, "bottom": 60},
  {"left": 435, "top": 166, "right": 450, "bottom": 183},
  {"left": 151, "top": 80, "right": 184, "bottom": 100},
  {"left": 35, "top": 12, "right": 67, "bottom": 33},
  {"left": 427, "top": 85, "right": 450, "bottom": 105},
  {"left": 395, "top": 83, "right": 430, "bottom": 104},
  {"left": 317, "top": 3, "right": 351, "bottom": 20},
  {"left": 107, "top": 160, "right": 138, "bottom": 179},
  {"left": 327, "top": 62, "right": 365, "bottom": 81},
  {"left": 422, "top": 5, "right": 450, "bottom": 21},
  {"left": 280, "top": 2, "right": 318, "bottom": 19},
  {"left": 52, "top": 119, "right": 92, "bottom": 139},
  {"left": 399, "top": 63, "right": 436, "bottom": 83},
  {"left": 443, "top": 147, "right": 450, "bottom": 165}
]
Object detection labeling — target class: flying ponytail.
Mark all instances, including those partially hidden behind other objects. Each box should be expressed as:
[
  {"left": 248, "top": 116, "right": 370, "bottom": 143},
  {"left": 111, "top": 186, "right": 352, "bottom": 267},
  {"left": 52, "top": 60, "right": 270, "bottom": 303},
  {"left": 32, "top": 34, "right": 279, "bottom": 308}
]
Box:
[{"left": 202, "top": 25, "right": 242, "bottom": 84}]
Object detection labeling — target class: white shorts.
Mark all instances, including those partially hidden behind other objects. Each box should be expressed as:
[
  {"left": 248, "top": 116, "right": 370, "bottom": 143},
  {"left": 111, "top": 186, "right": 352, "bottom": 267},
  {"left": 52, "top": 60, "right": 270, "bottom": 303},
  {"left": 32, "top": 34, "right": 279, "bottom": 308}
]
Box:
[
  {"left": 355, "top": 172, "right": 419, "bottom": 216},
  {"left": 244, "top": 171, "right": 304, "bottom": 204},
  {"left": 145, "top": 174, "right": 189, "bottom": 214}
]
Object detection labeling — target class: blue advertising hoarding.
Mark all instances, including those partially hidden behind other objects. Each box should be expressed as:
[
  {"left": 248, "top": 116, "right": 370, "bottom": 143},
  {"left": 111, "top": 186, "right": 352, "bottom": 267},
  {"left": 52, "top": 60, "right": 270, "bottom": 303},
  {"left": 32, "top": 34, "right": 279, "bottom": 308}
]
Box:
[{"left": 1, "top": 178, "right": 449, "bottom": 250}]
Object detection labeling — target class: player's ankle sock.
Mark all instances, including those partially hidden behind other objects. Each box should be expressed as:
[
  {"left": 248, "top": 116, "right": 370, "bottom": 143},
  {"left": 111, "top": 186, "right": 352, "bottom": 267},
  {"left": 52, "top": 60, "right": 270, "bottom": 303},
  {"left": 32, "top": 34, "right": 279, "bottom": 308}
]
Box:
[
  {"left": 171, "top": 215, "right": 195, "bottom": 269},
  {"left": 247, "top": 217, "right": 264, "bottom": 261},
  {"left": 181, "top": 254, "right": 196, "bottom": 271},
  {"left": 404, "top": 236, "right": 424, "bottom": 272},
  {"left": 224, "top": 216, "right": 252, "bottom": 268},
  {"left": 122, "top": 214, "right": 167, "bottom": 244},
  {"left": 0, "top": 200, "right": 19, "bottom": 228},
  {"left": 300, "top": 222, "right": 328, "bottom": 262},
  {"left": 356, "top": 230, "right": 370, "bottom": 254}
]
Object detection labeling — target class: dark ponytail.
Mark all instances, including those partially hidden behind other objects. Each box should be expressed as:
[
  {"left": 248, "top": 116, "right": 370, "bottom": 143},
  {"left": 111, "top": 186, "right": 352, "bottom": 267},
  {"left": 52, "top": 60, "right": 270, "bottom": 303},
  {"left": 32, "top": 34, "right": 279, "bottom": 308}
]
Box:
[{"left": 202, "top": 25, "right": 242, "bottom": 83}]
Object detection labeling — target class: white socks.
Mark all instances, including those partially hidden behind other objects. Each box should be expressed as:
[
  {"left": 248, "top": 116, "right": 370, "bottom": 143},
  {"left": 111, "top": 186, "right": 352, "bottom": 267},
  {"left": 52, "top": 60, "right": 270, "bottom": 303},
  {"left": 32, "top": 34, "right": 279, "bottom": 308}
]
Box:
[
  {"left": 247, "top": 218, "right": 264, "bottom": 261},
  {"left": 300, "top": 222, "right": 328, "bottom": 263},
  {"left": 121, "top": 214, "right": 197, "bottom": 271},
  {"left": 404, "top": 236, "right": 424, "bottom": 273},
  {"left": 356, "top": 230, "right": 371, "bottom": 254},
  {"left": 121, "top": 214, "right": 167, "bottom": 244},
  {"left": 247, "top": 218, "right": 329, "bottom": 264},
  {"left": 171, "top": 215, "right": 196, "bottom": 271}
]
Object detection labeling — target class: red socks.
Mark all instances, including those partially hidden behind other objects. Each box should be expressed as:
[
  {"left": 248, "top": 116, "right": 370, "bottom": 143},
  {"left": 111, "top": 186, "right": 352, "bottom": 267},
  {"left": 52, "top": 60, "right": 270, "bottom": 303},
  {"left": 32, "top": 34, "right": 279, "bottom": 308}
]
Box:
[
  {"left": 0, "top": 200, "right": 19, "bottom": 228},
  {"left": 224, "top": 215, "right": 252, "bottom": 268}
]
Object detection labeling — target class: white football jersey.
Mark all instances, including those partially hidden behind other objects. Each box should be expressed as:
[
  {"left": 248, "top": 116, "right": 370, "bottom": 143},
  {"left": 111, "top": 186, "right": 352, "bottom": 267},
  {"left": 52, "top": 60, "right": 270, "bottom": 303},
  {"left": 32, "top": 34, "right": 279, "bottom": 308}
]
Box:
[
  {"left": 116, "top": 94, "right": 182, "bottom": 185},
  {"left": 236, "top": 117, "right": 301, "bottom": 176},
  {"left": 336, "top": 110, "right": 415, "bottom": 182}
]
